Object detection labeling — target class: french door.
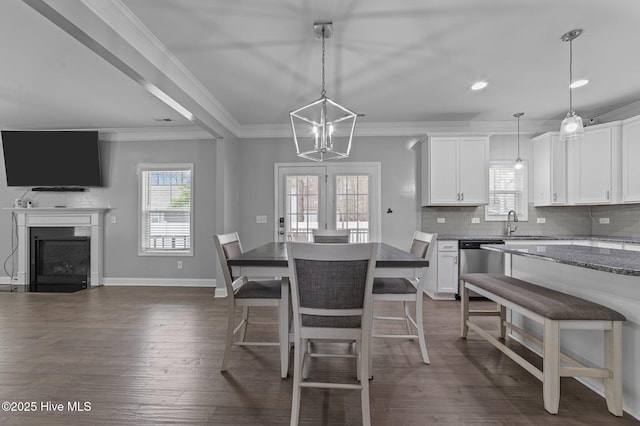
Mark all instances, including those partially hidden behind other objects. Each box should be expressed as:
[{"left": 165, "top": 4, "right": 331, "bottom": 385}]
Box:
[{"left": 275, "top": 163, "right": 380, "bottom": 243}]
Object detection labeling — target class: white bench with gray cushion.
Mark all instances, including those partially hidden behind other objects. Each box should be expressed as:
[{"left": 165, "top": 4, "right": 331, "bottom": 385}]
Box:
[{"left": 459, "top": 273, "right": 626, "bottom": 416}]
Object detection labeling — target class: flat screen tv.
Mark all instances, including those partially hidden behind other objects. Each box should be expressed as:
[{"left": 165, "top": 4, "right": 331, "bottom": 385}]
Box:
[{"left": 1, "top": 130, "right": 102, "bottom": 188}]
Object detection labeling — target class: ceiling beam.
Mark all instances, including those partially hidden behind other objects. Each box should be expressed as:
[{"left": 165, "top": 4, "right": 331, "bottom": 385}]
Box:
[{"left": 23, "top": 0, "right": 240, "bottom": 138}]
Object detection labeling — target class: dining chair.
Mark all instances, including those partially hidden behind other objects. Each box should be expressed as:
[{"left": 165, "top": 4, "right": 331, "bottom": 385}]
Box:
[
  {"left": 214, "top": 232, "right": 289, "bottom": 378},
  {"left": 286, "top": 241, "right": 377, "bottom": 426},
  {"left": 371, "top": 231, "right": 437, "bottom": 365},
  {"left": 312, "top": 228, "right": 350, "bottom": 243}
]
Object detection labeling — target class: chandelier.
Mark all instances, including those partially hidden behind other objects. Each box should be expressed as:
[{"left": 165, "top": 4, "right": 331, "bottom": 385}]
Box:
[{"left": 290, "top": 22, "right": 357, "bottom": 162}]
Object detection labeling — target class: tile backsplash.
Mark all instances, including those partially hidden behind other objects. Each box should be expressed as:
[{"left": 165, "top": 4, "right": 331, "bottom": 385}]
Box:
[{"left": 420, "top": 203, "right": 639, "bottom": 237}]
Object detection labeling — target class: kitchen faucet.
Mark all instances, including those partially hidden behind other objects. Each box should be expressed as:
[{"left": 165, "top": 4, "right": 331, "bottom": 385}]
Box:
[{"left": 506, "top": 210, "right": 519, "bottom": 236}]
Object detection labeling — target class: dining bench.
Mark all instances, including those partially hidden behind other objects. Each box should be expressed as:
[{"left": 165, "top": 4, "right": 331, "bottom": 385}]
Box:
[{"left": 459, "top": 273, "right": 626, "bottom": 416}]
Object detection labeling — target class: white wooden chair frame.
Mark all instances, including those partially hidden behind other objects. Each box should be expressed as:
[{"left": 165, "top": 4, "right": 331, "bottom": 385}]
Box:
[
  {"left": 287, "top": 242, "right": 377, "bottom": 426},
  {"left": 372, "top": 231, "right": 436, "bottom": 365},
  {"left": 214, "top": 232, "right": 289, "bottom": 379}
]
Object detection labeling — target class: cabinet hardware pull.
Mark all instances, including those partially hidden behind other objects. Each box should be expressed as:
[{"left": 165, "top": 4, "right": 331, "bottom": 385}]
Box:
[
  {"left": 454, "top": 256, "right": 457, "bottom": 264},
  {"left": 606, "top": 190, "right": 610, "bottom": 200},
  {"left": 553, "top": 192, "right": 557, "bottom": 201},
  {"left": 461, "top": 193, "right": 464, "bottom": 201}
]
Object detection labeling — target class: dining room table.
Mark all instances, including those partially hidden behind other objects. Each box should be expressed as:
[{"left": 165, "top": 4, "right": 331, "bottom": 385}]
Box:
[{"left": 227, "top": 241, "right": 430, "bottom": 377}]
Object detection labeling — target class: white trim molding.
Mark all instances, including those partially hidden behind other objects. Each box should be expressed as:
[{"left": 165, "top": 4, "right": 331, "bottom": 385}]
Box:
[{"left": 103, "top": 277, "right": 216, "bottom": 288}]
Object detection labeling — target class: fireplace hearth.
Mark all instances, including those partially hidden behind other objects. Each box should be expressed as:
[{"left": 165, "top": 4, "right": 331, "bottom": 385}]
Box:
[{"left": 30, "top": 227, "right": 90, "bottom": 292}]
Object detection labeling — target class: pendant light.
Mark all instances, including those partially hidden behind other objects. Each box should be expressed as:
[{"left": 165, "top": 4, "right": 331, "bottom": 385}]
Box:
[
  {"left": 514, "top": 112, "right": 524, "bottom": 170},
  {"left": 290, "top": 22, "right": 357, "bottom": 162},
  {"left": 559, "top": 29, "right": 585, "bottom": 141}
]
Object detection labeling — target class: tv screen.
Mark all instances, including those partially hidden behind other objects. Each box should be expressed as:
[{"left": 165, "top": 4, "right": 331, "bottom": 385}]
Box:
[{"left": 1, "top": 130, "right": 102, "bottom": 187}]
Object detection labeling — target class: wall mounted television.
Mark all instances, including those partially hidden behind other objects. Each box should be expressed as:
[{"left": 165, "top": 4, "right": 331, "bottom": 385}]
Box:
[{"left": 1, "top": 130, "right": 103, "bottom": 189}]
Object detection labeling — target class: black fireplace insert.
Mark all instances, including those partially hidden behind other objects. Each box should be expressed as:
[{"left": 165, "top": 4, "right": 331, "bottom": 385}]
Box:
[{"left": 30, "top": 227, "right": 90, "bottom": 292}]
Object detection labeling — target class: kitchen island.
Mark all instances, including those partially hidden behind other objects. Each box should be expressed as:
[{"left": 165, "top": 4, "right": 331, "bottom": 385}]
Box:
[{"left": 481, "top": 243, "right": 639, "bottom": 419}]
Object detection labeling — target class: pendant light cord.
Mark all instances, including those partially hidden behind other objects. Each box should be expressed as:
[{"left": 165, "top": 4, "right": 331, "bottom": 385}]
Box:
[
  {"left": 517, "top": 114, "right": 520, "bottom": 157},
  {"left": 568, "top": 38, "right": 573, "bottom": 112}
]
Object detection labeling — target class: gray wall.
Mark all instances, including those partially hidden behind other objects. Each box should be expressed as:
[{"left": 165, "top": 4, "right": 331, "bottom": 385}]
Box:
[
  {"left": 0, "top": 137, "right": 218, "bottom": 281},
  {"left": 237, "top": 136, "right": 421, "bottom": 251}
]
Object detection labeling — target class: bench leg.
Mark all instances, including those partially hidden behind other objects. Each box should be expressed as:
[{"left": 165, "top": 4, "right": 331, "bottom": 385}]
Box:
[
  {"left": 543, "top": 319, "right": 560, "bottom": 414},
  {"left": 498, "top": 304, "right": 506, "bottom": 339},
  {"left": 604, "top": 321, "right": 623, "bottom": 416},
  {"left": 460, "top": 279, "right": 469, "bottom": 339}
]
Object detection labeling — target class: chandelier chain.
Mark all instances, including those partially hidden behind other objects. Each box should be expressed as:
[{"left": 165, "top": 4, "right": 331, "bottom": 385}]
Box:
[{"left": 321, "top": 26, "right": 326, "bottom": 97}]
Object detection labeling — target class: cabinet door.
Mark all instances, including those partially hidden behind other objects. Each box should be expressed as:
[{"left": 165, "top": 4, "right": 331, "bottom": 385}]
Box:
[
  {"left": 550, "top": 136, "right": 567, "bottom": 204},
  {"left": 533, "top": 136, "right": 551, "bottom": 206},
  {"left": 575, "top": 128, "right": 613, "bottom": 204},
  {"left": 428, "top": 138, "right": 459, "bottom": 204},
  {"left": 458, "top": 137, "right": 488, "bottom": 204},
  {"left": 437, "top": 251, "right": 458, "bottom": 293},
  {"left": 622, "top": 118, "right": 640, "bottom": 202}
]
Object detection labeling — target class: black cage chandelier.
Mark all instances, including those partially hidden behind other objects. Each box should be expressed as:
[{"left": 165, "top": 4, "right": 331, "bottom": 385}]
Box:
[{"left": 290, "top": 22, "right": 357, "bottom": 162}]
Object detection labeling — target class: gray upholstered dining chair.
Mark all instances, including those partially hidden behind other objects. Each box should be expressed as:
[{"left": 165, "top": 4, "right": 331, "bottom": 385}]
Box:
[
  {"left": 286, "top": 241, "right": 377, "bottom": 426},
  {"left": 312, "top": 228, "right": 350, "bottom": 243},
  {"left": 214, "top": 232, "right": 289, "bottom": 378},
  {"left": 371, "top": 231, "right": 436, "bottom": 365}
]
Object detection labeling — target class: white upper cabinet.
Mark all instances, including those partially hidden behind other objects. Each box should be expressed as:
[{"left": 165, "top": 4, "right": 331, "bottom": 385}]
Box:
[
  {"left": 532, "top": 132, "right": 567, "bottom": 206},
  {"left": 421, "top": 136, "right": 489, "bottom": 206},
  {"left": 567, "top": 123, "right": 621, "bottom": 205},
  {"left": 622, "top": 115, "right": 640, "bottom": 203}
]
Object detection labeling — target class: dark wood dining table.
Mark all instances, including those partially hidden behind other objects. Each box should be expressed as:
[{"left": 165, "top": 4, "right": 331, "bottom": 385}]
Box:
[
  {"left": 227, "top": 242, "right": 429, "bottom": 377},
  {"left": 228, "top": 242, "right": 429, "bottom": 278}
]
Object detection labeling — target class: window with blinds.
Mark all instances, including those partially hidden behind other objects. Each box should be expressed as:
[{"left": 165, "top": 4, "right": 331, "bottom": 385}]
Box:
[
  {"left": 138, "top": 163, "right": 193, "bottom": 255},
  {"left": 485, "top": 160, "right": 528, "bottom": 221}
]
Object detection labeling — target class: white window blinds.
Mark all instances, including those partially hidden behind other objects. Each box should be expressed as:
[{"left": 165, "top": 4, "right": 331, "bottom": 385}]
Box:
[
  {"left": 485, "top": 161, "right": 528, "bottom": 221},
  {"left": 138, "top": 164, "right": 193, "bottom": 255}
]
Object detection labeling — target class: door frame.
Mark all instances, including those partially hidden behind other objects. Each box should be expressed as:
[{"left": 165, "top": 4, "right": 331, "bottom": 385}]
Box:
[{"left": 273, "top": 162, "right": 382, "bottom": 242}]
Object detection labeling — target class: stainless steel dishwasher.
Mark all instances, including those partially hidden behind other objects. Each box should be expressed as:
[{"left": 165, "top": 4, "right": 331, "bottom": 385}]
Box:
[{"left": 458, "top": 239, "right": 505, "bottom": 298}]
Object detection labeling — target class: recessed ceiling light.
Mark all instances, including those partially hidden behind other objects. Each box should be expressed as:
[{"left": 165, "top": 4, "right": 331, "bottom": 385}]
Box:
[
  {"left": 570, "top": 79, "right": 589, "bottom": 89},
  {"left": 471, "top": 81, "right": 488, "bottom": 91}
]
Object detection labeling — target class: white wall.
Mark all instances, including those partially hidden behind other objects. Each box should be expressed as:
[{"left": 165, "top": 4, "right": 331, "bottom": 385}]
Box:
[
  {"left": 236, "top": 136, "right": 421, "bottom": 251},
  {"left": 0, "top": 137, "right": 218, "bottom": 282}
]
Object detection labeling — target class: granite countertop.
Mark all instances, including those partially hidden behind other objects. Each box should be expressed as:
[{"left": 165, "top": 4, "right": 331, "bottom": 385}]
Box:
[
  {"left": 482, "top": 243, "right": 640, "bottom": 276},
  {"left": 437, "top": 234, "right": 640, "bottom": 244}
]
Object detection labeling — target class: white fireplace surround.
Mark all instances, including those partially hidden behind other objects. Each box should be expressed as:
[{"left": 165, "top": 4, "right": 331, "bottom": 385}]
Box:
[{"left": 10, "top": 207, "right": 107, "bottom": 288}]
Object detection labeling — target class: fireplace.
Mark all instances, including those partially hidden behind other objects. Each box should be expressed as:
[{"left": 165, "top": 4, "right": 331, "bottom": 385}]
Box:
[{"left": 30, "top": 227, "right": 90, "bottom": 292}]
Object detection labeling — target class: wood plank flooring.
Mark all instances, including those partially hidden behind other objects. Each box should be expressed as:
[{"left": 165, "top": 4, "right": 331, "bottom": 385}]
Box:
[{"left": 0, "top": 286, "right": 637, "bottom": 425}]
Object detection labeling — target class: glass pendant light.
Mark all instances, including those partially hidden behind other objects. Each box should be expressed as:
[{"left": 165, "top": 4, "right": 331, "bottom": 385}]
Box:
[
  {"left": 514, "top": 112, "right": 524, "bottom": 170},
  {"left": 559, "top": 29, "right": 585, "bottom": 141}
]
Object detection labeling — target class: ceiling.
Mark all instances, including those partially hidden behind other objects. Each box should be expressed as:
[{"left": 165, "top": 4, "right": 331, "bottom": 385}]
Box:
[{"left": 2, "top": 0, "right": 640, "bottom": 138}]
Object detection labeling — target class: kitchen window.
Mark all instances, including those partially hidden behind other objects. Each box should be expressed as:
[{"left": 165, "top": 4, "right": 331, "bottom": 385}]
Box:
[
  {"left": 138, "top": 163, "right": 193, "bottom": 256},
  {"left": 485, "top": 160, "right": 528, "bottom": 221}
]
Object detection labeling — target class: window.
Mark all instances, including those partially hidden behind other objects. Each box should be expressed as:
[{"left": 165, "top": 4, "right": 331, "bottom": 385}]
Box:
[
  {"left": 335, "top": 175, "right": 369, "bottom": 242},
  {"left": 138, "top": 163, "right": 193, "bottom": 255},
  {"left": 485, "top": 160, "right": 528, "bottom": 221}
]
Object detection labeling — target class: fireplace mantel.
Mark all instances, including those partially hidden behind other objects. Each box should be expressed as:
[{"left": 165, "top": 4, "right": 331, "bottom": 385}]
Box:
[{"left": 8, "top": 207, "right": 107, "bottom": 288}]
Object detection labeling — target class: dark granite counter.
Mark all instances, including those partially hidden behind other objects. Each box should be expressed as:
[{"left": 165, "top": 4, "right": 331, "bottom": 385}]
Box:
[
  {"left": 437, "top": 234, "right": 640, "bottom": 244},
  {"left": 482, "top": 243, "right": 640, "bottom": 276}
]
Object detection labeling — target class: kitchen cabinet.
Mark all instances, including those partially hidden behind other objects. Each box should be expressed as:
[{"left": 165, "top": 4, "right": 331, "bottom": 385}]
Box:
[
  {"left": 567, "top": 123, "right": 621, "bottom": 204},
  {"left": 421, "top": 136, "right": 489, "bottom": 206},
  {"left": 532, "top": 132, "right": 567, "bottom": 206},
  {"left": 436, "top": 240, "right": 458, "bottom": 295},
  {"left": 622, "top": 115, "right": 640, "bottom": 202}
]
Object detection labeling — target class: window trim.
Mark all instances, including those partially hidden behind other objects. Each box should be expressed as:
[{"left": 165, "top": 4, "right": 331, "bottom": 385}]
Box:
[
  {"left": 484, "top": 160, "right": 528, "bottom": 222},
  {"left": 137, "top": 163, "right": 194, "bottom": 256}
]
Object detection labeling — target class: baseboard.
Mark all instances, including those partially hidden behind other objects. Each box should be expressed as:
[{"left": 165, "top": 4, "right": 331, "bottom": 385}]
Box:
[{"left": 102, "top": 277, "right": 216, "bottom": 288}]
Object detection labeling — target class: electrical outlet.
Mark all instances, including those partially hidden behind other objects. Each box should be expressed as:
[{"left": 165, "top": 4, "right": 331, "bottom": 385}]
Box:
[
  {"left": 177, "top": 260, "right": 183, "bottom": 269},
  {"left": 256, "top": 215, "right": 267, "bottom": 224},
  {"left": 471, "top": 217, "right": 480, "bottom": 224},
  {"left": 437, "top": 218, "right": 446, "bottom": 224},
  {"left": 599, "top": 217, "right": 610, "bottom": 224},
  {"left": 111, "top": 215, "right": 117, "bottom": 224},
  {"left": 537, "top": 217, "right": 546, "bottom": 224}
]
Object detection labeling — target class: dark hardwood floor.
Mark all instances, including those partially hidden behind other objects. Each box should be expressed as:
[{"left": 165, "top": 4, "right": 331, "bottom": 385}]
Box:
[{"left": 0, "top": 286, "right": 636, "bottom": 425}]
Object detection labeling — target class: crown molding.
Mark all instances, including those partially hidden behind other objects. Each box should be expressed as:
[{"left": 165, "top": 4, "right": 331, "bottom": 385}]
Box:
[
  {"left": 102, "top": 126, "right": 214, "bottom": 142},
  {"left": 235, "top": 119, "right": 559, "bottom": 139}
]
